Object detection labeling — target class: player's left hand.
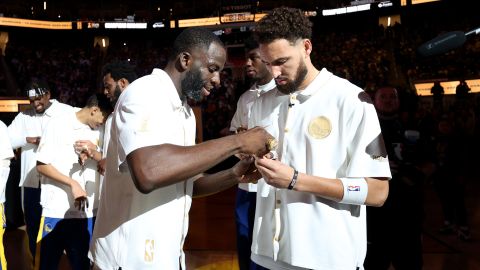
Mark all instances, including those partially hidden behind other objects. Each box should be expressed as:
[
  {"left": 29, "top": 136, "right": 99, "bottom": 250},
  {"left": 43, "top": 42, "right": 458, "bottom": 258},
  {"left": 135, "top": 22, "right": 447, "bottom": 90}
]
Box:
[
  {"left": 232, "top": 156, "right": 261, "bottom": 184},
  {"left": 255, "top": 156, "right": 295, "bottom": 189}
]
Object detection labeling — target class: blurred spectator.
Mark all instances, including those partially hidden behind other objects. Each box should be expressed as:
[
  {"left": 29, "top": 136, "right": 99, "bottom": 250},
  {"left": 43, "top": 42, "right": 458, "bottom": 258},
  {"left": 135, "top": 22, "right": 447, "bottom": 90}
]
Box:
[
  {"left": 430, "top": 81, "right": 444, "bottom": 108},
  {"left": 431, "top": 114, "right": 471, "bottom": 241},
  {"left": 365, "top": 87, "right": 425, "bottom": 270}
]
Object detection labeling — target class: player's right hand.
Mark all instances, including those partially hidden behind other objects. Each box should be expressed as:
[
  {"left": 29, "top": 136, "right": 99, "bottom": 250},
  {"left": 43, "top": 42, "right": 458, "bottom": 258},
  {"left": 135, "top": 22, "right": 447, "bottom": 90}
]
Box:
[{"left": 236, "top": 127, "right": 275, "bottom": 157}]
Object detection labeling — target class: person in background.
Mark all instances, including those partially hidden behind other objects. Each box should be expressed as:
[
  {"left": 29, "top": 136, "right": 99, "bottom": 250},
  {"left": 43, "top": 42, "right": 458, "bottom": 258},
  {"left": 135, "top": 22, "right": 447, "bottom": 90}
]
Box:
[
  {"left": 229, "top": 35, "right": 275, "bottom": 270},
  {"left": 7, "top": 79, "right": 74, "bottom": 263},
  {"left": 249, "top": 7, "right": 391, "bottom": 270},
  {"left": 35, "top": 93, "right": 111, "bottom": 270},
  {"left": 97, "top": 61, "right": 137, "bottom": 176},
  {"left": 455, "top": 79, "right": 470, "bottom": 103},
  {"left": 0, "top": 120, "right": 14, "bottom": 270},
  {"left": 431, "top": 114, "right": 471, "bottom": 241},
  {"left": 89, "top": 27, "right": 274, "bottom": 270},
  {"left": 365, "top": 86, "right": 425, "bottom": 270},
  {"left": 430, "top": 81, "right": 444, "bottom": 109}
]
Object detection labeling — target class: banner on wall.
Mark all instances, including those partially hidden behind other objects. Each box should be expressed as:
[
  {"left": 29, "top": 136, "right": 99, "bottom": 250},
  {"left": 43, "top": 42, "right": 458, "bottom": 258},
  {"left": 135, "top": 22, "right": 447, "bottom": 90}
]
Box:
[{"left": 414, "top": 79, "right": 480, "bottom": 96}]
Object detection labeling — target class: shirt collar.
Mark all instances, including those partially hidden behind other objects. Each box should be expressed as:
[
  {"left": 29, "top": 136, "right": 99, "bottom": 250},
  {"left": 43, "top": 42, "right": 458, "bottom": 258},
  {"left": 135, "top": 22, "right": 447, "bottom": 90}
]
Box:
[
  {"left": 295, "top": 68, "right": 333, "bottom": 104},
  {"left": 272, "top": 68, "right": 333, "bottom": 104},
  {"left": 256, "top": 79, "right": 276, "bottom": 93},
  {"left": 151, "top": 68, "right": 191, "bottom": 117},
  {"left": 42, "top": 99, "right": 58, "bottom": 117}
]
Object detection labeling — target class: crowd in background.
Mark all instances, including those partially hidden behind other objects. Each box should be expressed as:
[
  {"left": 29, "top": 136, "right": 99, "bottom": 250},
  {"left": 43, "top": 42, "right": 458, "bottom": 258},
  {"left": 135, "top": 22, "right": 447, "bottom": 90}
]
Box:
[{"left": 1, "top": 5, "right": 479, "bottom": 238}]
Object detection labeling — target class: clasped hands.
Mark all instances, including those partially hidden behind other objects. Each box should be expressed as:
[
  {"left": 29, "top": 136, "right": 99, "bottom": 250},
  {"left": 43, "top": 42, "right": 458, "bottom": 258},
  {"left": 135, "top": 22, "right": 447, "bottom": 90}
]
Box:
[
  {"left": 232, "top": 127, "right": 286, "bottom": 186},
  {"left": 73, "top": 140, "right": 97, "bottom": 166},
  {"left": 233, "top": 127, "right": 297, "bottom": 189}
]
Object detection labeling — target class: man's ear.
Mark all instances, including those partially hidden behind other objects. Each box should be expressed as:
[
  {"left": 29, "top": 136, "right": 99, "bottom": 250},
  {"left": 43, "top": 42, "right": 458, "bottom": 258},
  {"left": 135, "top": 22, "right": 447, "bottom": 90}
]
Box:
[
  {"left": 90, "top": 106, "right": 99, "bottom": 116},
  {"left": 303, "top": 39, "right": 313, "bottom": 57},
  {"left": 44, "top": 90, "right": 52, "bottom": 100},
  {"left": 118, "top": 78, "right": 129, "bottom": 91},
  {"left": 179, "top": 52, "right": 192, "bottom": 71}
]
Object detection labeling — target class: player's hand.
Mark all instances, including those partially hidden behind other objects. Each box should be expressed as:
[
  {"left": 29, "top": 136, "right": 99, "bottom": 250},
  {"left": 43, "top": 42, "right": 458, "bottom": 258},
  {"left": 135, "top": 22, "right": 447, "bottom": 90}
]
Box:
[
  {"left": 74, "top": 197, "right": 89, "bottom": 211},
  {"left": 236, "top": 127, "right": 275, "bottom": 157},
  {"left": 26, "top": 136, "right": 41, "bottom": 145},
  {"left": 78, "top": 152, "right": 89, "bottom": 166},
  {"left": 74, "top": 140, "right": 96, "bottom": 158},
  {"left": 70, "top": 181, "right": 87, "bottom": 201},
  {"left": 255, "top": 157, "right": 295, "bottom": 189},
  {"left": 234, "top": 127, "right": 250, "bottom": 160},
  {"left": 233, "top": 156, "right": 262, "bottom": 184},
  {"left": 97, "top": 158, "right": 106, "bottom": 175}
]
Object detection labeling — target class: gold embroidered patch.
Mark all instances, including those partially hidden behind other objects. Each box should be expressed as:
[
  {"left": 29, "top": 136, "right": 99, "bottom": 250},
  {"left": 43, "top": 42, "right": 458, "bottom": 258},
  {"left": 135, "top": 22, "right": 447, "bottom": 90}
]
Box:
[
  {"left": 308, "top": 116, "right": 332, "bottom": 139},
  {"left": 144, "top": 239, "right": 155, "bottom": 262}
]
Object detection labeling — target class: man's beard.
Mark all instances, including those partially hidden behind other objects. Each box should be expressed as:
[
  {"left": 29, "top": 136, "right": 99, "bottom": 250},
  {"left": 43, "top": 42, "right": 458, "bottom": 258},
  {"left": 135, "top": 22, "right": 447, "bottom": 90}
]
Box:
[
  {"left": 181, "top": 67, "right": 204, "bottom": 102},
  {"left": 111, "top": 84, "right": 122, "bottom": 106},
  {"left": 276, "top": 60, "right": 308, "bottom": 95}
]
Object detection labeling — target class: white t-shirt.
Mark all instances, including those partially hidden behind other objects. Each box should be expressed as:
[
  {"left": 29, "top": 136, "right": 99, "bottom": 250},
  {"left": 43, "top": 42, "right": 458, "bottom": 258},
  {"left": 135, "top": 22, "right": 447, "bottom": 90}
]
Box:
[
  {"left": 0, "top": 121, "right": 14, "bottom": 203},
  {"left": 248, "top": 69, "right": 391, "bottom": 270},
  {"left": 36, "top": 111, "right": 103, "bottom": 219},
  {"left": 90, "top": 69, "right": 196, "bottom": 270},
  {"left": 8, "top": 100, "right": 74, "bottom": 188},
  {"left": 230, "top": 79, "right": 276, "bottom": 192}
]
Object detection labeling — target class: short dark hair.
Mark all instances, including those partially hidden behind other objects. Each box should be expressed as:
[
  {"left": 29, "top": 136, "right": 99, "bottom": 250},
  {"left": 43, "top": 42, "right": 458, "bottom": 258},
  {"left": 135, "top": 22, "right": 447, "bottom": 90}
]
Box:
[
  {"left": 244, "top": 35, "right": 259, "bottom": 52},
  {"left": 254, "top": 7, "right": 313, "bottom": 44},
  {"left": 85, "top": 93, "right": 112, "bottom": 114},
  {"left": 169, "top": 27, "right": 224, "bottom": 61},
  {"left": 102, "top": 61, "right": 138, "bottom": 83}
]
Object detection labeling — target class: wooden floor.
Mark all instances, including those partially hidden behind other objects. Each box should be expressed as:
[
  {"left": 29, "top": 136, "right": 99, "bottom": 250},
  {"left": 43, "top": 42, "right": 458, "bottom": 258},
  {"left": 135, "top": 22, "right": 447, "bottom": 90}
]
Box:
[{"left": 4, "top": 171, "right": 480, "bottom": 270}]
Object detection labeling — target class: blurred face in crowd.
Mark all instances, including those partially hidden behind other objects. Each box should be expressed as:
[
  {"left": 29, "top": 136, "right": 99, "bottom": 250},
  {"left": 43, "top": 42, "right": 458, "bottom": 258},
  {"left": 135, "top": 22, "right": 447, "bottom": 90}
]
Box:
[
  {"left": 29, "top": 91, "right": 51, "bottom": 114},
  {"left": 374, "top": 87, "right": 400, "bottom": 116},
  {"left": 245, "top": 48, "right": 271, "bottom": 85},
  {"left": 103, "top": 73, "right": 123, "bottom": 106},
  {"left": 259, "top": 39, "right": 308, "bottom": 95},
  {"left": 182, "top": 42, "right": 226, "bottom": 101}
]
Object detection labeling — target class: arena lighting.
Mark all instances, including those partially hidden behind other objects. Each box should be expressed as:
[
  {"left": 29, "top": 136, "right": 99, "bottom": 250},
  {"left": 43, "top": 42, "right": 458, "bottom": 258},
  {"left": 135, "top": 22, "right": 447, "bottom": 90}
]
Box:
[
  {"left": 102, "top": 38, "right": 106, "bottom": 48},
  {"left": 377, "top": 1, "right": 393, "bottom": 8},
  {"left": 414, "top": 79, "right": 480, "bottom": 96},
  {"left": 174, "top": 13, "right": 266, "bottom": 28},
  {"left": 104, "top": 22, "right": 147, "bottom": 29},
  {"left": 152, "top": 22, "right": 165, "bottom": 28},
  {"left": 402, "top": 0, "right": 440, "bottom": 5},
  {"left": 43, "top": 1, "right": 47, "bottom": 10},
  {"left": 0, "top": 99, "right": 30, "bottom": 113},
  {"left": 0, "top": 17, "right": 72, "bottom": 29},
  {"left": 411, "top": 0, "right": 441, "bottom": 4},
  {"left": 322, "top": 4, "right": 370, "bottom": 16}
]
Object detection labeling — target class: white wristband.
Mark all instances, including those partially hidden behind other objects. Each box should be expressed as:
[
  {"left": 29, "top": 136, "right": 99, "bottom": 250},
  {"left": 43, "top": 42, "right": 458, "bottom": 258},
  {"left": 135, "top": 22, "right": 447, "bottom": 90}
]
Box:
[{"left": 339, "top": 177, "right": 368, "bottom": 205}]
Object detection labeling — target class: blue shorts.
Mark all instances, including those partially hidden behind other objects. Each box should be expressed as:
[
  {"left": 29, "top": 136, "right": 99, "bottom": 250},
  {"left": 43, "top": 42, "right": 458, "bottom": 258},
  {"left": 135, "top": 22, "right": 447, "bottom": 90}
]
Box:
[
  {"left": 35, "top": 216, "right": 95, "bottom": 270},
  {"left": 0, "top": 204, "right": 6, "bottom": 270}
]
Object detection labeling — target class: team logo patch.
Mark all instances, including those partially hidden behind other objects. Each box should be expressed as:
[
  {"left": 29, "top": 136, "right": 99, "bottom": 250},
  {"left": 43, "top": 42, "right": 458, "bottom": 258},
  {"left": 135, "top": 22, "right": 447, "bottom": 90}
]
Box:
[
  {"left": 347, "top": 185, "right": 361, "bottom": 191},
  {"left": 308, "top": 116, "right": 332, "bottom": 139},
  {"left": 44, "top": 223, "right": 53, "bottom": 233},
  {"left": 144, "top": 239, "right": 155, "bottom": 263}
]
